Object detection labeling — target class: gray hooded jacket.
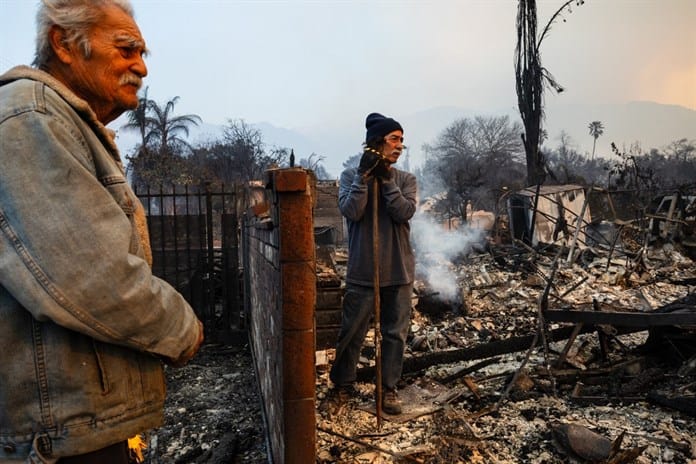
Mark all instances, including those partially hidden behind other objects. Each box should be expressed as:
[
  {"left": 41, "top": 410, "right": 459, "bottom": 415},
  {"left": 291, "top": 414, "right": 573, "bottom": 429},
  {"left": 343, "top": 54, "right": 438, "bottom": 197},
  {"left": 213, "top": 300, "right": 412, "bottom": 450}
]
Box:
[{"left": 338, "top": 167, "right": 417, "bottom": 287}]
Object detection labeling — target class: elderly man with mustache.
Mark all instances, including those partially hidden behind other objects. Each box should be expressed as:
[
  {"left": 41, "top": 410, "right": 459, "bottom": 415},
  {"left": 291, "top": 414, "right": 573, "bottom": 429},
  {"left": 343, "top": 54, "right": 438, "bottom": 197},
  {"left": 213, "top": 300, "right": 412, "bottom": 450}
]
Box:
[{"left": 0, "top": 1, "right": 203, "bottom": 462}]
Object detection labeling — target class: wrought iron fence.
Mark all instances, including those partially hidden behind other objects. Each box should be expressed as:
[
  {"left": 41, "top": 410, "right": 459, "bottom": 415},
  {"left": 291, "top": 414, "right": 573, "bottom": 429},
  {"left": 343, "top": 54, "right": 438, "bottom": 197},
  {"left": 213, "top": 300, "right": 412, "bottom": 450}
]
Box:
[{"left": 134, "top": 183, "right": 243, "bottom": 341}]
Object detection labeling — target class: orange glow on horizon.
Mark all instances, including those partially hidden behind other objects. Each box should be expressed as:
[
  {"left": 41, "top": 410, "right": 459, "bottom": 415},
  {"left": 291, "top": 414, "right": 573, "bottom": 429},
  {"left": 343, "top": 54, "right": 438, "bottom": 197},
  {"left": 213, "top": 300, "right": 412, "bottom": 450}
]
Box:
[{"left": 638, "top": 63, "right": 696, "bottom": 110}]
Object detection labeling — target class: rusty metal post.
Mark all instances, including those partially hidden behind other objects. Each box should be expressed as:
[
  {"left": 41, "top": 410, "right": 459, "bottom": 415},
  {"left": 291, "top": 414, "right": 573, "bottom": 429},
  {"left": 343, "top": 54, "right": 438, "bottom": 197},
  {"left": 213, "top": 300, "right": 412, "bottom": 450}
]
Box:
[{"left": 372, "top": 178, "right": 383, "bottom": 429}]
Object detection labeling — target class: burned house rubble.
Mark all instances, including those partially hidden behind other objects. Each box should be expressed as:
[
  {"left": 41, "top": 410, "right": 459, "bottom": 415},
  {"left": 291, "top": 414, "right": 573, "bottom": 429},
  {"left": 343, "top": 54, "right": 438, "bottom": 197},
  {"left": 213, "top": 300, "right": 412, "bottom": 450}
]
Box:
[
  {"left": 315, "top": 184, "right": 696, "bottom": 464},
  {"left": 141, "top": 179, "right": 695, "bottom": 463}
]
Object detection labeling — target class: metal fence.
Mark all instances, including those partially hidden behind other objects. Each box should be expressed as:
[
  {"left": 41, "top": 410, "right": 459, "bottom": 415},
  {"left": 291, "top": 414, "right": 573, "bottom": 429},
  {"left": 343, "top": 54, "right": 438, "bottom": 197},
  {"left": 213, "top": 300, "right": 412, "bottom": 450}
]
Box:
[{"left": 135, "top": 183, "right": 243, "bottom": 342}]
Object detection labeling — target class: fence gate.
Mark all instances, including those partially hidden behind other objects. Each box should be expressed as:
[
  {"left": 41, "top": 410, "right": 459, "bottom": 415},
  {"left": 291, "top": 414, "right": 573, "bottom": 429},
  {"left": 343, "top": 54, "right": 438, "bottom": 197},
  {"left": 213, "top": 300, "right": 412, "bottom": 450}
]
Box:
[{"left": 135, "top": 184, "right": 243, "bottom": 343}]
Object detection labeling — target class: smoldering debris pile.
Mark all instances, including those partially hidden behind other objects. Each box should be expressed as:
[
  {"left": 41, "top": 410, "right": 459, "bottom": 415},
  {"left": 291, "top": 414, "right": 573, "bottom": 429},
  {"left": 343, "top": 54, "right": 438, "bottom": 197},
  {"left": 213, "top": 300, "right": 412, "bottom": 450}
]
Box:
[{"left": 315, "top": 241, "right": 696, "bottom": 464}]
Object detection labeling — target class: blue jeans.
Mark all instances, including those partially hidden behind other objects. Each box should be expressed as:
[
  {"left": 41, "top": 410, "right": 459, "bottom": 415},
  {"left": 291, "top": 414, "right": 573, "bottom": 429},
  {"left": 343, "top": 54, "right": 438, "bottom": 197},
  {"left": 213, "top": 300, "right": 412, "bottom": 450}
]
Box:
[{"left": 330, "top": 283, "right": 412, "bottom": 389}]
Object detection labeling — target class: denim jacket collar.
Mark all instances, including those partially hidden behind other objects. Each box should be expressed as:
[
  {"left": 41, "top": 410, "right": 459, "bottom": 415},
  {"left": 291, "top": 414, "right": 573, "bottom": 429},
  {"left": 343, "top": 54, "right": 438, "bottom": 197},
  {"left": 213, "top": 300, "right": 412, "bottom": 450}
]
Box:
[{"left": 0, "top": 65, "right": 123, "bottom": 168}]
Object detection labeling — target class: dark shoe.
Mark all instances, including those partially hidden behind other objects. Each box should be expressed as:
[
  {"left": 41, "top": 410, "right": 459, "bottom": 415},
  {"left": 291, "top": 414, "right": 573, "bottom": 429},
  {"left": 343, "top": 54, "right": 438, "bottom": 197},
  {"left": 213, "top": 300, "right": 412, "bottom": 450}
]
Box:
[
  {"left": 325, "top": 384, "right": 354, "bottom": 415},
  {"left": 382, "top": 388, "right": 402, "bottom": 415},
  {"left": 330, "top": 384, "right": 355, "bottom": 403}
]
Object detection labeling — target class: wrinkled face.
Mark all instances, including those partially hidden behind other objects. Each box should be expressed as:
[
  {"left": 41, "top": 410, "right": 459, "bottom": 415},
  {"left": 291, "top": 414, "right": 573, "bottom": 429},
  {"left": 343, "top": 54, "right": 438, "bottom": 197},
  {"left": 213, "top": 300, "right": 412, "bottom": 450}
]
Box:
[
  {"left": 381, "top": 130, "right": 404, "bottom": 164},
  {"left": 64, "top": 4, "right": 147, "bottom": 123}
]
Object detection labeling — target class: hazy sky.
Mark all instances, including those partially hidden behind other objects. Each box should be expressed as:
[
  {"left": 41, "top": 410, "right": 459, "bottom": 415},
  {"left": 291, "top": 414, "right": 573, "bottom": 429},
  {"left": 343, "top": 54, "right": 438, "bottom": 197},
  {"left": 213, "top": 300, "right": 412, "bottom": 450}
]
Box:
[{"left": 1, "top": 0, "right": 694, "bottom": 161}]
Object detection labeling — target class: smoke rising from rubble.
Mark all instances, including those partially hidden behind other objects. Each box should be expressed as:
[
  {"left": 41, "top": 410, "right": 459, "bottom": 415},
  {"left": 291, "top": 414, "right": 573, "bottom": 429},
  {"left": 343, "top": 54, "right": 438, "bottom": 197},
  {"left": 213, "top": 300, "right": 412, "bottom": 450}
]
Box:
[{"left": 410, "top": 212, "right": 486, "bottom": 301}]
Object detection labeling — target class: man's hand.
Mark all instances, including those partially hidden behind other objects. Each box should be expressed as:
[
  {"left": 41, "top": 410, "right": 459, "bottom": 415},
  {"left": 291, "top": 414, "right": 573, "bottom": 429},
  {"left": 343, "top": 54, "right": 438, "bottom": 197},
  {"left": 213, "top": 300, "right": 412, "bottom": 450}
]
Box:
[
  {"left": 373, "top": 159, "right": 393, "bottom": 180},
  {"left": 164, "top": 320, "right": 204, "bottom": 368},
  {"left": 357, "top": 150, "right": 381, "bottom": 178}
]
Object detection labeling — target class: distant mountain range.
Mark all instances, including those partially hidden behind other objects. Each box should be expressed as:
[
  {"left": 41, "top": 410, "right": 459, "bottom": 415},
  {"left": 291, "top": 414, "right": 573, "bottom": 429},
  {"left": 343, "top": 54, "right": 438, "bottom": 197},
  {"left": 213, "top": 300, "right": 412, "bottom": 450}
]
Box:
[{"left": 114, "top": 101, "right": 695, "bottom": 179}]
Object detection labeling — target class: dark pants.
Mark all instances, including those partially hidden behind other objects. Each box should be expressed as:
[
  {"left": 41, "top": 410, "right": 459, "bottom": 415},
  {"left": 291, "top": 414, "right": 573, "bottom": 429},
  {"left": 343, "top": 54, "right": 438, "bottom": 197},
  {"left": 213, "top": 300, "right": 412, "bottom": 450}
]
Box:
[
  {"left": 57, "top": 441, "right": 130, "bottom": 464},
  {"left": 330, "top": 283, "right": 412, "bottom": 389}
]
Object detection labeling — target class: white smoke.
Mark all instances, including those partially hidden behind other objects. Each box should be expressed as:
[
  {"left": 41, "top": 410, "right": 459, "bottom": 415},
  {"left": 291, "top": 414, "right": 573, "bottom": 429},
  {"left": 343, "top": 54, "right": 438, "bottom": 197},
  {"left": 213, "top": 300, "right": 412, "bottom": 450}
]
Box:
[{"left": 410, "top": 212, "right": 486, "bottom": 300}]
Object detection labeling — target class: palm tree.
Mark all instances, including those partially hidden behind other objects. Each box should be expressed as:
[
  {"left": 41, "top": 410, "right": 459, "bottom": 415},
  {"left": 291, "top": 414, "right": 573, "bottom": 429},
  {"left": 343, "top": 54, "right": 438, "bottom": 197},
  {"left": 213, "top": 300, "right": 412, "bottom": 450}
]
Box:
[
  {"left": 515, "top": 0, "right": 583, "bottom": 186},
  {"left": 123, "top": 86, "right": 153, "bottom": 150},
  {"left": 144, "top": 96, "right": 202, "bottom": 157},
  {"left": 588, "top": 120, "right": 604, "bottom": 161},
  {"left": 124, "top": 95, "right": 201, "bottom": 188}
]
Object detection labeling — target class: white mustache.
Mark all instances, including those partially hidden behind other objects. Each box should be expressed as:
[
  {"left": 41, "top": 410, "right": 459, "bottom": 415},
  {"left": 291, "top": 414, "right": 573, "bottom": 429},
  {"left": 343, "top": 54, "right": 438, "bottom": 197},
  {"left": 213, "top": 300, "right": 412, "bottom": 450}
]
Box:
[{"left": 119, "top": 74, "right": 142, "bottom": 88}]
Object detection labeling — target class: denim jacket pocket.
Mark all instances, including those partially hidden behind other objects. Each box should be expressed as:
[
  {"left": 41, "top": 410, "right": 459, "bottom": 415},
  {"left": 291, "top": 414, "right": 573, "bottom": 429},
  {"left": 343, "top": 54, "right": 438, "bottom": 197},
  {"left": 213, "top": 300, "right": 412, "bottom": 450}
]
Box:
[
  {"left": 99, "top": 175, "right": 148, "bottom": 258},
  {"left": 91, "top": 339, "right": 111, "bottom": 394},
  {"left": 101, "top": 175, "right": 135, "bottom": 215},
  {"left": 91, "top": 339, "right": 165, "bottom": 409}
]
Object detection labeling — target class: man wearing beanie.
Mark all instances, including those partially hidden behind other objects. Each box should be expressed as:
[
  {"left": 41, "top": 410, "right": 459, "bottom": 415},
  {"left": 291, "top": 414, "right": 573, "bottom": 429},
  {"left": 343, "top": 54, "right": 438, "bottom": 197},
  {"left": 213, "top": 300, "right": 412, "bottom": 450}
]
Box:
[{"left": 330, "top": 113, "right": 417, "bottom": 415}]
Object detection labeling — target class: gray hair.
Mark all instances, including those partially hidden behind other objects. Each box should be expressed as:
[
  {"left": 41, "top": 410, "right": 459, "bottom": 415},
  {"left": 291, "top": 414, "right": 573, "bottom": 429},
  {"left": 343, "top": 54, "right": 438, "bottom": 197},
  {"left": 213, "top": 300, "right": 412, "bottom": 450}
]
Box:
[{"left": 33, "top": 0, "right": 135, "bottom": 69}]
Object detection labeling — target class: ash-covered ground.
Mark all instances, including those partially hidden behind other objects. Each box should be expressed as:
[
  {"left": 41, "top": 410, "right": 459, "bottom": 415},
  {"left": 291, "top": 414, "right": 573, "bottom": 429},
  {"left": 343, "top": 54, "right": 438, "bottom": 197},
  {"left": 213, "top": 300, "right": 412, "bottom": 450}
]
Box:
[
  {"left": 142, "top": 242, "right": 695, "bottom": 463},
  {"left": 144, "top": 343, "right": 268, "bottom": 464}
]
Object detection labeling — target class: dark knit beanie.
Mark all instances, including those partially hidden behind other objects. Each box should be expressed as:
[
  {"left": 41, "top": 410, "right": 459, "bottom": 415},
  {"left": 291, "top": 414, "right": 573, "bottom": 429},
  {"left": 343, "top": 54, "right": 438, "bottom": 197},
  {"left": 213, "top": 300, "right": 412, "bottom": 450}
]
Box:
[{"left": 365, "top": 112, "right": 403, "bottom": 143}]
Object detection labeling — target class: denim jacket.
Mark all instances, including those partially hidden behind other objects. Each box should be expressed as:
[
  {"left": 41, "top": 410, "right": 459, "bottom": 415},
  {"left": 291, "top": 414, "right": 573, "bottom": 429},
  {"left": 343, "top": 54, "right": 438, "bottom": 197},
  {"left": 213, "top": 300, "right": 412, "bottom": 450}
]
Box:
[{"left": 0, "top": 66, "right": 201, "bottom": 461}]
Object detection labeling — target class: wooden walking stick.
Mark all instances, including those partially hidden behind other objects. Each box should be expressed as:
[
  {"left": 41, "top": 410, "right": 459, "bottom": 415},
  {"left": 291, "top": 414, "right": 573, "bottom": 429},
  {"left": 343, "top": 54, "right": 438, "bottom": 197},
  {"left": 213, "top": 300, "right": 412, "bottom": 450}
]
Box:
[{"left": 372, "top": 177, "right": 383, "bottom": 429}]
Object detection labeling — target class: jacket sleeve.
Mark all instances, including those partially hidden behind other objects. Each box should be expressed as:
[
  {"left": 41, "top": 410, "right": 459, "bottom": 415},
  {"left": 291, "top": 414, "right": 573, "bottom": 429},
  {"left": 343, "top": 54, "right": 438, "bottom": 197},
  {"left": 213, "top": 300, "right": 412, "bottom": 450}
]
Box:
[
  {"left": 380, "top": 171, "right": 417, "bottom": 224},
  {"left": 0, "top": 105, "right": 200, "bottom": 361},
  {"left": 338, "top": 168, "right": 369, "bottom": 222}
]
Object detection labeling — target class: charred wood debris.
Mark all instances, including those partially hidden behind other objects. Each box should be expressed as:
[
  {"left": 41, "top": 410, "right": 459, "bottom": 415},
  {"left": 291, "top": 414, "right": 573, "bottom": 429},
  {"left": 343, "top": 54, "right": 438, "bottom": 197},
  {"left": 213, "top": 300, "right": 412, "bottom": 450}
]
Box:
[{"left": 315, "top": 200, "right": 696, "bottom": 463}]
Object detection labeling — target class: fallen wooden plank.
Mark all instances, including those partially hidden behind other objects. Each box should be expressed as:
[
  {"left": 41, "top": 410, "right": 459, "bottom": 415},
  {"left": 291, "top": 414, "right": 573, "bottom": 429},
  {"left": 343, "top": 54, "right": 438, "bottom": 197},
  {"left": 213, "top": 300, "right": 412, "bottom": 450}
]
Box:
[
  {"left": 544, "top": 309, "right": 696, "bottom": 327},
  {"left": 356, "top": 325, "right": 643, "bottom": 381}
]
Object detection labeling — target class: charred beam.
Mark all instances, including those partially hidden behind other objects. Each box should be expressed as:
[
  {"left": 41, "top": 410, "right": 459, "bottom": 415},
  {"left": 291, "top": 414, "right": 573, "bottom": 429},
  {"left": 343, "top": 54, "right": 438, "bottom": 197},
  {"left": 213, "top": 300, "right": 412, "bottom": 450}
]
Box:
[
  {"left": 647, "top": 392, "right": 696, "bottom": 417},
  {"left": 544, "top": 309, "right": 696, "bottom": 327},
  {"left": 355, "top": 325, "right": 643, "bottom": 381}
]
